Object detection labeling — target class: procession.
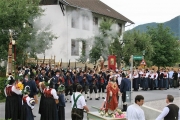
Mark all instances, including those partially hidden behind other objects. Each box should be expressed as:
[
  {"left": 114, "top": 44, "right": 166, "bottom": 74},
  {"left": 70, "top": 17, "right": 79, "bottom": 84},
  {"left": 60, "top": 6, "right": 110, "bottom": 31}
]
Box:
[
  {"left": 1, "top": 0, "right": 180, "bottom": 120},
  {"left": 3, "top": 56, "right": 180, "bottom": 120}
]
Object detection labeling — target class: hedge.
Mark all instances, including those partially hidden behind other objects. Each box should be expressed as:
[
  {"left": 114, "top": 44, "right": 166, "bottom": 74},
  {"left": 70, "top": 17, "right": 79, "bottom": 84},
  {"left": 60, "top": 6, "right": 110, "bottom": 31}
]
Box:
[{"left": 0, "top": 77, "right": 6, "bottom": 100}]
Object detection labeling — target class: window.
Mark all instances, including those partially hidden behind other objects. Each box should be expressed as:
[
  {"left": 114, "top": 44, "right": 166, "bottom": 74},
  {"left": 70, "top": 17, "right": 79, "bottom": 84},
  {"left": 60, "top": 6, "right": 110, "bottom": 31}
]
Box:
[
  {"left": 93, "top": 17, "right": 98, "bottom": 31},
  {"left": 82, "top": 41, "right": 86, "bottom": 55},
  {"left": 71, "top": 39, "right": 79, "bottom": 56},
  {"left": 118, "top": 23, "right": 122, "bottom": 35},
  {"left": 93, "top": 17, "right": 98, "bottom": 26},
  {"left": 71, "top": 16, "right": 79, "bottom": 28},
  {"left": 82, "top": 15, "right": 89, "bottom": 30}
]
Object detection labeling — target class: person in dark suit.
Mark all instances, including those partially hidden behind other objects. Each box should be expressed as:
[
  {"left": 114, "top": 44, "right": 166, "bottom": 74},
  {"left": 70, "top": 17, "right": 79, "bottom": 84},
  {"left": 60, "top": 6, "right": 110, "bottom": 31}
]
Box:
[
  {"left": 120, "top": 73, "right": 131, "bottom": 111},
  {"left": 53, "top": 70, "right": 61, "bottom": 91},
  {"left": 156, "top": 95, "right": 180, "bottom": 120},
  {"left": 23, "top": 74, "right": 38, "bottom": 117}
]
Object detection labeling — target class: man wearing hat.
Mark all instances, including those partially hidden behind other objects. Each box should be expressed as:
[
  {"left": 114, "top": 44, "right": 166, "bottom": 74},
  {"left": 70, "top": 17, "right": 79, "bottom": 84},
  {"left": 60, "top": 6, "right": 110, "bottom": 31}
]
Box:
[
  {"left": 38, "top": 68, "right": 47, "bottom": 82},
  {"left": 98, "top": 72, "right": 106, "bottom": 99},
  {"left": 65, "top": 71, "right": 74, "bottom": 102},
  {"left": 53, "top": 70, "right": 61, "bottom": 91}
]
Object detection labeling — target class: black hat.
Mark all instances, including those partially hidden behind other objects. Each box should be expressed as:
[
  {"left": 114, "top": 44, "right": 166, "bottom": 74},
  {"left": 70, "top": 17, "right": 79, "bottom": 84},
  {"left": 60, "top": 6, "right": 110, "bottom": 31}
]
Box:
[
  {"left": 58, "top": 84, "right": 65, "bottom": 92},
  {"left": 122, "top": 73, "right": 126, "bottom": 78},
  {"left": 89, "top": 70, "right": 93, "bottom": 74},
  {"left": 22, "top": 86, "right": 31, "bottom": 95},
  {"left": 55, "top": 70, "right": 60, "bottom": 73},
  {"left": 6, "top": 75, "right": 15, "bottom": 85},
  {"left": 99, "top": 71, "right": 102, "bottom": 74},
  {"left": 41, "top": 67, "right": 46, "bottom": 70}
]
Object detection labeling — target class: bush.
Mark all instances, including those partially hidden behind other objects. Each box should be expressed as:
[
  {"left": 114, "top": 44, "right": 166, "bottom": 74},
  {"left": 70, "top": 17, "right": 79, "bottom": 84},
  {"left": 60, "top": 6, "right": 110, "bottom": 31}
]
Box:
[
  {"left": 0, "top": 66, "right": 6, "bottom": 77},
  {"left": 0, "top": 77, "right": 6, "bottom": 101}
]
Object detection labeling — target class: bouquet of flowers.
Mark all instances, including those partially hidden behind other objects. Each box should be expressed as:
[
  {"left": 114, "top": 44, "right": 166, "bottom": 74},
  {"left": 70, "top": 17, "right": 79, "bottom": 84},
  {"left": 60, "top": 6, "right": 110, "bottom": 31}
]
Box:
[
  {"left": 114, "top": 109, "right": 126, "bottom": 118},
  {"left": 99, "top": 109, "right": 126, "bottom": 118},
  {"left": 15, "top": 81, "right": 24, "bottom": 90}
]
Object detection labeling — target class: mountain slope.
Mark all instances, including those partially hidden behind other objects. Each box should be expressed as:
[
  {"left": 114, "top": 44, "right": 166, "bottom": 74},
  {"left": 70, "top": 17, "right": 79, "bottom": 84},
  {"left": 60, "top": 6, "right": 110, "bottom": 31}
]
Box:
[{"left": 132, "top": 15, "right": 180, "bottom": 39}]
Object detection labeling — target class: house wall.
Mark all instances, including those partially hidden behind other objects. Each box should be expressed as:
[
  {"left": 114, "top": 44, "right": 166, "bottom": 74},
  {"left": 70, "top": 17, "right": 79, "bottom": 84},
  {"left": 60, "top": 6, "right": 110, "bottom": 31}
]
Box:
[{"left": 37, "top": 5, "right": 126, "bottom": 62}]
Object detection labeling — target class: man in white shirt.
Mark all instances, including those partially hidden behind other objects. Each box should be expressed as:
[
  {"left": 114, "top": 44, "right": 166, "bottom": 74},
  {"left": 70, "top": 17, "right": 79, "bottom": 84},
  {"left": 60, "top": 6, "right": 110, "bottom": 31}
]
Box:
[
  {"left": 156, "top": 95, "right": 180, "bottom": 120},
  {"left": 115, "top": 71, "right": 122, "bottom": 89},
  {"left": 168, "top": 68, "right": 174, "bottom": 88},
  {"left": 126, "top": 95, "right": 145, "bottom": 120},
  {"left": 71, "top": 85, "right": 89, "bottom": 120}
]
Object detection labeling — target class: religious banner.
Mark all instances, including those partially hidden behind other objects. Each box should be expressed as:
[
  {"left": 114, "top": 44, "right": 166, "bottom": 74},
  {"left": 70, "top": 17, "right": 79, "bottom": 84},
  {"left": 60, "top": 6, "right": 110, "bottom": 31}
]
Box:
[{"left": 108, "top": 55, "right": 116, "bottom": 70}]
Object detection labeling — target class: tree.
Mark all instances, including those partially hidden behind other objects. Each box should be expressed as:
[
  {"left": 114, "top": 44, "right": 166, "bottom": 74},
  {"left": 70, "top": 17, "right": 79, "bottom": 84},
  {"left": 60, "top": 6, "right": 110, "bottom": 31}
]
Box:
[
  {"left": 108, "top": 36, "right": 123, "bottom": 68},
  {"left": 89, "top": 37, "right": 105, "bottom": 64},
  {"left": 89, "top": 18, "right": 116, "bottom": 64},
  {"left": 147, "top": 24, "right": 180, "bottom": 68},
  {"left": 0, "top": 0, "right": 57, "bottom": 65},
  {"left": 122, "top": 30, "right": 153, "bottom": 67},
  {"left": 76, "top": 39, "right": 88, "bottom": 64}
]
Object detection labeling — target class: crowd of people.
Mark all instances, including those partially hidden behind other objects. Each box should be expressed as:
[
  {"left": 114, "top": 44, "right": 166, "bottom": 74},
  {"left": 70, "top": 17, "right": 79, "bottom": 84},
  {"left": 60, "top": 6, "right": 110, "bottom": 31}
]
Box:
[{"left": 4, "top": 63, "right": 180, "bottom": 120}]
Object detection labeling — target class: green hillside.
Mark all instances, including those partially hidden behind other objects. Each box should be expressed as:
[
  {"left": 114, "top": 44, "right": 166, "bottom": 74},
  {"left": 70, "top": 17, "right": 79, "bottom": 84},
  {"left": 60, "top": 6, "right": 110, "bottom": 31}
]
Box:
[{"left": 132, "top": 15, "right": 180, "bottom": 39}]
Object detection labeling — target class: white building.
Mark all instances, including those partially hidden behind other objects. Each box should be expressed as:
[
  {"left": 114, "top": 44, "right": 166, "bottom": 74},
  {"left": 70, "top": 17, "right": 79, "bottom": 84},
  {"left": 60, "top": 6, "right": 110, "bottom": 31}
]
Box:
[{"left": 38, "top": 0, "right": 134, "bottom": 62}]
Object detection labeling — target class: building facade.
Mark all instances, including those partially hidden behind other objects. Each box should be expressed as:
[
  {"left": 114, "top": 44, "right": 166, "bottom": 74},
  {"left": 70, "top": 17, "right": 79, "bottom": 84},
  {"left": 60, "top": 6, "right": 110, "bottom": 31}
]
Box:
[{"left": 38, "top": 0, "right": 134, "bottom": 62}]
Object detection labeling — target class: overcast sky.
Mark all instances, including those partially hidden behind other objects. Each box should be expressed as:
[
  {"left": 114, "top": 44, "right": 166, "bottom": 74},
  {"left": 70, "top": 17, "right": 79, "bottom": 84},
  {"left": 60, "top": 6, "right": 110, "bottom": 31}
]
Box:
[{"left": 100, "top": 0, "right": 180, "bottom": 30}]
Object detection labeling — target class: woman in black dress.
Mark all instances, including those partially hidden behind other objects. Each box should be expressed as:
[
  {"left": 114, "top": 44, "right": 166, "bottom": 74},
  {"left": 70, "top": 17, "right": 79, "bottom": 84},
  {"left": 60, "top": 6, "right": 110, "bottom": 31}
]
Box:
[
  {"left": 21, "top": 86, "right": 35, "bottom": 120},
  {"left": 4, "top": 75, "right": 22, "bottom": 120},
  {"left": 40, "top": 78, "right": 59, "bottom": 120}
]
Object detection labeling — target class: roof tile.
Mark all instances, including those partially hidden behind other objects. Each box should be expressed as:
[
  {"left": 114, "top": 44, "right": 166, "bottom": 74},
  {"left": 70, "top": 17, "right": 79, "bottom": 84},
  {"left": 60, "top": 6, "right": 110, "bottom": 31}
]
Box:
[{"left": 65, "top": 0, "right": 134, "bottom": 24}]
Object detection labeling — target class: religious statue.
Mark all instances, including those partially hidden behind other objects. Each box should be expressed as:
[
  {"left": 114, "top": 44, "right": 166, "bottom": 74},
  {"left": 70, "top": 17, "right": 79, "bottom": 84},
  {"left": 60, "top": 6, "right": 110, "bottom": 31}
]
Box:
[
  {"left": 105, "top": 76, "right": 120, "bottom": 113},
  {"left": 96, "top": 56, "right": 104, "bottom": 72}
]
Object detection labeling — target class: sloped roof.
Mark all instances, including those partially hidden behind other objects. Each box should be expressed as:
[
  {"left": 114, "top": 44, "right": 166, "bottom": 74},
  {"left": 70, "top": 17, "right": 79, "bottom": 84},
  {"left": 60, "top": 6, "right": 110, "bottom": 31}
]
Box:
[{"left": 64, "top": 0, "right": 134, "bottom": 24}]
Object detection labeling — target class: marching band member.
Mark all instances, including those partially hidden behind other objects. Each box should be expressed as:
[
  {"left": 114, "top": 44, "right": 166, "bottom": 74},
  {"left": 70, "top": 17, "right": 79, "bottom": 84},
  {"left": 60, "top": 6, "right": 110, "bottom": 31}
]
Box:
[
  {"left": 53, "top": 70, "right": 61, "bottom": 91},
  {"left": 80, "top": 74, "right": 89, "bottom": 102},
  {"left": 88, "top": 73, "right": 99, "bottom": 100},
  {"left": 72, "top": 71, "right": 79, "bottom": 92},
  {"left": 65, "top": 71, "right": 74, "bottom": 103},
  {"left": 98, "top": 72, "right": 106, "bottom": 99}
]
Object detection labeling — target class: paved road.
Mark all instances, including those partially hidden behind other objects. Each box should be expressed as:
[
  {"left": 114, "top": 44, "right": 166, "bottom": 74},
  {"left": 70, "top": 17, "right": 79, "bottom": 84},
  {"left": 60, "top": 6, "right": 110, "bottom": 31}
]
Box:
[{"left": 0, "top": 88, "right": 179, "bottom": 120}]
